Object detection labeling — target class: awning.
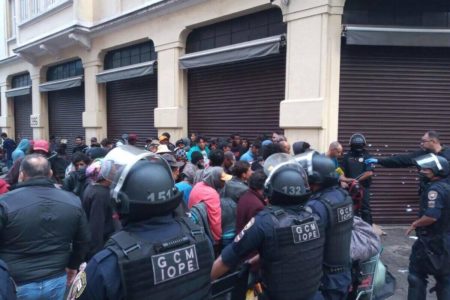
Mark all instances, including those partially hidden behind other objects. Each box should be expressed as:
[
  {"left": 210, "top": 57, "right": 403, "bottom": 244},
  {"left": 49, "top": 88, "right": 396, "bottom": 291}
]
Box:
[
  {"left": 5, "top": 86, "right": 31, "bottom": 98},
  {"left": 179, "top": 34, "right": 285, "bottom": 69},
  {"left": 39, "top": 76, "right": 83, "bottom": 92},
  {"left": 96, "top": 61, "right": 156, "bottom": 83},
  {"left": 345, "top": 25, "right": 450, "bottom": 47}
]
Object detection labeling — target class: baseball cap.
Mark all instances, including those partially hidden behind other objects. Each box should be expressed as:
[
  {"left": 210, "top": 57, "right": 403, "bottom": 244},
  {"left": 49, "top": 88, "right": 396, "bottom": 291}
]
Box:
[
  {"left": 159, "top": 135, "right": 169, "bottom": 142},
  {"left": 33, "top": 140, "right": 49, "bottom": 153},
  {"left": 156, "top": 144, "right": 172, "bottom": 154}
]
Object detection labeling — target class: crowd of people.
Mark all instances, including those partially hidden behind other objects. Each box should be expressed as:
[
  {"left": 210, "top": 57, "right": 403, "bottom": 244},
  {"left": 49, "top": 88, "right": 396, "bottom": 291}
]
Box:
[{"left": 0, "top": 129, "right": 447, "bottom": 300}]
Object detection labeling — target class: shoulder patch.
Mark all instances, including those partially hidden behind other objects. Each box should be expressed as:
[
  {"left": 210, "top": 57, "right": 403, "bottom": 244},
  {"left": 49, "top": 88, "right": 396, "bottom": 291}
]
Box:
[
  {"left": 68, "top": 271, "right": 87, "bottom": 299},
  {"left": 234, "top": 217, "right": 255, "bottom": 242},
  {"left": 428, "top": 190, "right": 438, "bottom": 201}
]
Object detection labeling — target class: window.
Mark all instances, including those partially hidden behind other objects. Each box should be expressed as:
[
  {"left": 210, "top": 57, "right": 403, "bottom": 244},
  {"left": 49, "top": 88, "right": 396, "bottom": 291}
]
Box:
[
  {"left": 47, "top": 59, "right": 83, "bottom": 81},
  {"left": 104, "top": 41, "right": 156, "bottom": 70},
  {"left": 186, "top": 8, "right": 286, "bottom": 54},
  {"left": 11, "top": 73, "right": 31, "bottom": 88},
  {"left": 19, "top": 0, "right": 68, "bottom": 23}
]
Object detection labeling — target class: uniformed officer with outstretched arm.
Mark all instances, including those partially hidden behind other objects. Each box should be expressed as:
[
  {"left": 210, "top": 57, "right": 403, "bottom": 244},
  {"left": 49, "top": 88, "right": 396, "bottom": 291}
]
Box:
[
  {"left": 407, "top": 153, "right": 450, "bottom": 300},
  {"left": 297, "top": 152, "right": 353, "bottom": 300},
  {"left": 68, "top": 146, "right": 214, "bottom": 300},
  {"left": 211, "top": 153, "right": 325, "bottom": 300}
]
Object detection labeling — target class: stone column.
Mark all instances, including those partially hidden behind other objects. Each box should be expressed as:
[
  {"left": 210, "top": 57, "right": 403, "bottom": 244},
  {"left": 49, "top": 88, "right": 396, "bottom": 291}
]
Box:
[
  {"left": 82, "top": 59, "right": 107, "bottom": 143},
  {"left": 154, "top": 41, "right": 188, "bottom": 142},
  {"left": 278, "top": 0, "right": 345, "bottom": 151},
  {"left": 29, "top": 68, "right": 48, "bottom": 140},
  {"left": 0, "top": 81, "right": 14, "bottom": 137}
]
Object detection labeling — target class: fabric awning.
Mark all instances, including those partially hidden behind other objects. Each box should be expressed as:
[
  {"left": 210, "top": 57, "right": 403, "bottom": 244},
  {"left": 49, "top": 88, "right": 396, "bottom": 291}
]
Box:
[
  {"left": 345, "top": 25, "right": 450, "bottom": 47},
  {"left": 5, "top": 86, "right": 31, "bottom": 98},
  {"left": 179, "top": 34, "right": 285, "bottom": 69},
  {"left": 96, "top": 61, "right": 156, "bottom": 83},
  {"left": 39, "top": 76, "right": 83, "bottom": 92}
]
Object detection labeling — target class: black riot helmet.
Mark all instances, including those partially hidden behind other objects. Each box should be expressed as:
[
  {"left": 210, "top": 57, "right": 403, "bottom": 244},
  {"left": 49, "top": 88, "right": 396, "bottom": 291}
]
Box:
[
  {"left": 414, "top": 153, "right": 450, "bottom": 178},
  {"left": 102, "top": 145, "right": 182, "bottom": 222},
  {"left": 295, "top": 151, "right": 339, "bottom": 188},
  {"left": 263, "top": 153, "right": 311, "bottom": 205},
  {"left": 349, "top": 133, "right": 366, "bottom": 148}
]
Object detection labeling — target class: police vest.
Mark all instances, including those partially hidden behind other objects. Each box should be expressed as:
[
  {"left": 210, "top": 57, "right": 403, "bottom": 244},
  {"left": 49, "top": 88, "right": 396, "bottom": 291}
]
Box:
[
  {"left": 344, "top": 153, "right": 365, "bottom": 179},
  {"left": 107, "top": 217, "right": 214, "bottom": 300},
  {"left": 317, "top": 187, "right": 354, "bottom": 269},
  {"left": 261, "top": 206, "right": 325, "bottom": 300}
]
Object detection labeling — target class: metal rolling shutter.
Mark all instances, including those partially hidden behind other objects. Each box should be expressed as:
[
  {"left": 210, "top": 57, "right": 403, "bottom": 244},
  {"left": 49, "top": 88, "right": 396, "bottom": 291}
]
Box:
[
  {"left": 188, "top": 53, "right": 285, "bottom": 140},
  {"left": 14, "top": 95, "right": 32, "bottom": 141},
  {"left": 106, "top": 74, "right": 157, "bottom": 146},
  {"left": 338, "top": 44, "right": 450, "bottom": 224},
  {"left": 48, "top": 86, "right": 85, "bottom": 154}
]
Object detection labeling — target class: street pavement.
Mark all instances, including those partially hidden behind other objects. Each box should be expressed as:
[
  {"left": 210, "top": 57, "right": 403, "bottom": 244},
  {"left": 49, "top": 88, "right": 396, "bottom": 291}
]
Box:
[{"left": 380, "top": 226, "right": 437, "bottom": 300}]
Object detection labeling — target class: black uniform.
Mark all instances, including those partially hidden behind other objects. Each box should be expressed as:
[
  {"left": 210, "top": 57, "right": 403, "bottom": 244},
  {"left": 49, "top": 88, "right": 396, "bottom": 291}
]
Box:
[
  {"left": 408, "top": 179, "right": 450, "bottom": 299},
  {"left": 221, "top": 205, "right": 325, "bottom": 300},
  {"left": 307, "top": 186, "right": 353, "bottom": 300},
  {"left": 74, "top": 215, "right": 214, "bottom": 300},
  {"left": 378, "top": 147, "right": 450, "bottom": 193},
  {"left": 341, "top": 149, "right": 374, "bottom": 223}
]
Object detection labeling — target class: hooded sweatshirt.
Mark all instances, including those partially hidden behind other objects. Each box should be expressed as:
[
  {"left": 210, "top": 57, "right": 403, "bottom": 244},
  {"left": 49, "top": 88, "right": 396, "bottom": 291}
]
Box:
[
  {"left": 12, "top": 139, "right": 30, "bottom": 162},
  {"left": 188, "top": 167, "right": 223, "bottom": 242}
]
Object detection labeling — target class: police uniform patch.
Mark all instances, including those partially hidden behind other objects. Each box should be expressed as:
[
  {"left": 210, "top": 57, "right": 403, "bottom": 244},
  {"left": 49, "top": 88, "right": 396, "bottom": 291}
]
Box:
[
  {"left": 337, "top": 204, "right": 353, "bottom": 223},
  {"left": 234, "top": 217, "right": 255, "bottom": 242},
  {"left": 291, "top": 221, "right": 320, "bottom": 244},
  {"left": 67, "top": 271, "right": 87, "bottom": 299},
  {"left": 151, "top": 244, "right": 199, "bottom": 284},
  {"left": 428, "top": 190, "right": 438, "bottom": 201}
]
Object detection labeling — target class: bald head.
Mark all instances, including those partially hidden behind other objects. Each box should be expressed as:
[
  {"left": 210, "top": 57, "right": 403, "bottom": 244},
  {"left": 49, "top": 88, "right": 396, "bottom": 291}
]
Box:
[
  {"left": 328, "top": 141, "right": 343, "bottom": 159},
  {"left": 20, "top": 154, "right": 52, "bottom": 181}
]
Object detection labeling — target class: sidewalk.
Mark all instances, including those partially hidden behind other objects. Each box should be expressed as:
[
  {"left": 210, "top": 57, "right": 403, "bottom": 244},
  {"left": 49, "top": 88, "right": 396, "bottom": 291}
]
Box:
[{"left": 380, "top": 226, "right": 436, "bottom": 300}]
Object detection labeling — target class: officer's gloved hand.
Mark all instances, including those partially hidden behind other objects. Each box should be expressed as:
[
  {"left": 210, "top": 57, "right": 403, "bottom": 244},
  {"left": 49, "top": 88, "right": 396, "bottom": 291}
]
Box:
[{"left": 365, "top": 158, "right": 378, "bottom": 165}]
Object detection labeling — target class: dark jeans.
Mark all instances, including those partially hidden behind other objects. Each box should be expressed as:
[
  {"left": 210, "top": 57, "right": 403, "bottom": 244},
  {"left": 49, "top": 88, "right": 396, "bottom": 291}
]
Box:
[
  {"left": 408, "top": 241, "right": 450, "bottom": 300},
  {"left": 361, "top": 186, "right": 372, "bottom": 224}
]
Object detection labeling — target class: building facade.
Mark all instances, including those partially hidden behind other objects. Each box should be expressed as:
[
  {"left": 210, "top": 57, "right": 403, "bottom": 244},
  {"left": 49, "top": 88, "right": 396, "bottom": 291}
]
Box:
[{"left": 2, "top": 0, "right": 450, "bottom": 223}]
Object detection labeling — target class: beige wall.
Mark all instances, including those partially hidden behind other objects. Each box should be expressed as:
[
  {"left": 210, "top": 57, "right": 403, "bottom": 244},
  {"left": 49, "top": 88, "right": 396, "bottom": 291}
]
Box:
[{"left": 0, "top": 0, "right": 345, "bottom": 150}]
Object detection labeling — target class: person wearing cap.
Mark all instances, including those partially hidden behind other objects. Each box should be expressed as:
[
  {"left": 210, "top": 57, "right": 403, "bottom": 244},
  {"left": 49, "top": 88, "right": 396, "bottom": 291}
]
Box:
[
  {"left": 161, "top": 153, "right": 185, "bottom": 181},
  {"left": 5, "top": 139, "right": 51, "bottom": 186},
  {"left": 156, "top": 144, "right": 172, "bottom": 155},
  {"left": 188, "top": 167, "right": 232, "bottom": 244},
  {"left": 406, "top": 153, "right": 450, "bottom": 299},
  {"left": 159, "top": 132, "right": 175, "bottom": 151}
]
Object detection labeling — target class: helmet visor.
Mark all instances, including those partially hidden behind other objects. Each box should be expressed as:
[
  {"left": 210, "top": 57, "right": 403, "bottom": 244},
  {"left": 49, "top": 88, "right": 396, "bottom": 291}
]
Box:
[
  {"left": 414, "top": 153, "right": 442, "bottom": 172},
  {"left": 263, "top": 153, "right": 309, "bottom": 192}
]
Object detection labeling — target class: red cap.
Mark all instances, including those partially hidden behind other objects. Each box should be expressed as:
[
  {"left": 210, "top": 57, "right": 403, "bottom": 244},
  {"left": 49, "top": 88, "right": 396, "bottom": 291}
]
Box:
[{"left": 33, "top": 140, "right": 49, "bottom": 153}]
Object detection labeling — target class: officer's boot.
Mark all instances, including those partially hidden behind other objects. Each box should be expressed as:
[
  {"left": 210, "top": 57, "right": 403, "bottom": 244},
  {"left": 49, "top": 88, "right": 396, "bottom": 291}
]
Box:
[{"left": 407, "top": 272, "right": 427, "bottom": 300}]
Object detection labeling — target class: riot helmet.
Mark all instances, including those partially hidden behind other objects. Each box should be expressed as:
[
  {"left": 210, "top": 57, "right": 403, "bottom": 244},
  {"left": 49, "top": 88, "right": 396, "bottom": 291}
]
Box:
[
  {"left": 263, "top": 153, "right": 311, "bottom": 205},
  {"left": 413, "top": 153, "right": 450, "bottom": 178},
  {"left": 349, "top": 133, "right": 366, "bottom": 152},
  {"left": 295, "top": 151, "right": 339, "bottom": 188},
  {"left": 102, "top": 145, "right": 182, "bottom": 222}
]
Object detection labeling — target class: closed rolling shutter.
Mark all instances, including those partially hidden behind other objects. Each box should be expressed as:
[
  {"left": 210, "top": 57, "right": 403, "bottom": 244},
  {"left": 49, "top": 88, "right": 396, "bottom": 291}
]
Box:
[
  {"left": 48, "top": 86, "right": 85, "bottom": 154},
  {"left": 106, "top": 74, "right": 157, "bottom": 146},
  {"left": 188, "top": 53, "right": 285, "bottom": 140},
  {"left": 14, "top": 95, "right": 33, "bottom": 141},
  {"left": 338, "top": 44, "right": 450, "bottom": 224}
]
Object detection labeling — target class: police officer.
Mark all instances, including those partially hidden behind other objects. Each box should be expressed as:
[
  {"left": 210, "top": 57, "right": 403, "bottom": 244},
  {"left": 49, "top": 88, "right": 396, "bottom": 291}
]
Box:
[
  {"left": 211, "top": 153, "right": 325, "bottom": 300},
  {"left": 366, "top": 130, "right": 450, "bottom": 194},
  {"left": 341, "top": 133, "right": 374, "bottom": 224},
  {"left": 407, "top": 153, "right": 450, "bottom": 300},
  {"left": 69, "top": 145, "right": 214, "bottom": 300},
  {"left": 297, "top": 152, "right": 353, "bottom": 300}
]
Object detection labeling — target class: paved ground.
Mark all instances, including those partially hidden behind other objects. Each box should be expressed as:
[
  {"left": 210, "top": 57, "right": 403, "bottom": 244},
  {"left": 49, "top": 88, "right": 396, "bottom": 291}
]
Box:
[{"left": 380, "top": 226, "right": 437, "bottom": 300}]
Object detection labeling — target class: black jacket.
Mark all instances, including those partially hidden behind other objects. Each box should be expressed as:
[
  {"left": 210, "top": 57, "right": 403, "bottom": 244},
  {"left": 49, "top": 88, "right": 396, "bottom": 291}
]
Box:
[
  {"left": 0, "top": 178, "right": 90, "bottom": 284},
  {"left": 378, "top": 146, "right": 450, "bottom": 192}
]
